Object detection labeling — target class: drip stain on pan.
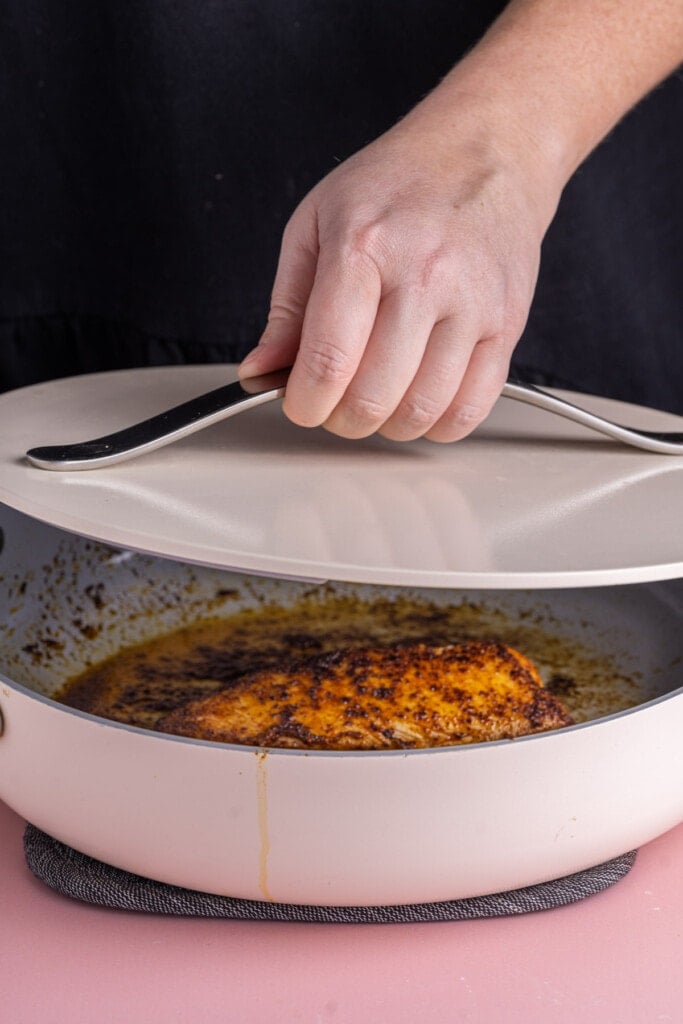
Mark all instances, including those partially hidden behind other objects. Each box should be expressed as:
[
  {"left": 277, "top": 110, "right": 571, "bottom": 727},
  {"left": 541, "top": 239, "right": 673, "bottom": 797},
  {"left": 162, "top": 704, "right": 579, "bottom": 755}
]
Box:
[{"left": 255, "top": 751, "right": 273, "bottom": 902}]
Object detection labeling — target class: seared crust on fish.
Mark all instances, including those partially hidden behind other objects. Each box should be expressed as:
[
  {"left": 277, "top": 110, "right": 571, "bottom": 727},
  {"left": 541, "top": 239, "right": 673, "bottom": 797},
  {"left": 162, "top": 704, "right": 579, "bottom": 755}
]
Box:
[{"left": 157, "top": 640, "right": 573, "bottom": 749}]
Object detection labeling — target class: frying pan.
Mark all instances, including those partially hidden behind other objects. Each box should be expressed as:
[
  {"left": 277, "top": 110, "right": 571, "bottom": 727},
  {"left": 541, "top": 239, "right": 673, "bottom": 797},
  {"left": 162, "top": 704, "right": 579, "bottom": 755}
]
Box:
[{"left": 0, "top": 502, "right": 681, "bottom": 905}]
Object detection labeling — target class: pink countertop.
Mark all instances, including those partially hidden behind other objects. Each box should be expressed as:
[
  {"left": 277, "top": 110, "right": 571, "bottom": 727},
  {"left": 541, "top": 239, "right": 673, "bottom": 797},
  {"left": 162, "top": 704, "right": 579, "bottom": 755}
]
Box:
[{"left": 1, "top": 798, "right": 681, "bottom": 1024}]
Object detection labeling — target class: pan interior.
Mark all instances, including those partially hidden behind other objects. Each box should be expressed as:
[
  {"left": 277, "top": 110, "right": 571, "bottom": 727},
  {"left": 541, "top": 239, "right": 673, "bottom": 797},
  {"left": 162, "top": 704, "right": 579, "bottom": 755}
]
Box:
[{"left": 0, "top": 505, "right": 681, "bottom": 733}]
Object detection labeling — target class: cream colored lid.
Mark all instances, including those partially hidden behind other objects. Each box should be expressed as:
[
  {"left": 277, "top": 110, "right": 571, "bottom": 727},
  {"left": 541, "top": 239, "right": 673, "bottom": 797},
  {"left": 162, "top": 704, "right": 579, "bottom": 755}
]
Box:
[{"left": 0, "top": 365, "right": 681, "bottom": 587}]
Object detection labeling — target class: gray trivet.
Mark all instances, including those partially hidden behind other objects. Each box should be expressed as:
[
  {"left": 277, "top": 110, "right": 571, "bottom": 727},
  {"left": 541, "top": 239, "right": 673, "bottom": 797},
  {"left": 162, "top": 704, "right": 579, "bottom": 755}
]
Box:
[{"left": 24, "top": 825, "right": 636, "bottom": 923}]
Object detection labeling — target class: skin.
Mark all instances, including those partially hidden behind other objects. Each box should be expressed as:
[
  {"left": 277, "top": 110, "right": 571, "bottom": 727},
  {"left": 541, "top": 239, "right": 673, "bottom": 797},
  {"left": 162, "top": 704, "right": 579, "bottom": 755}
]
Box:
[{"left": 239, "top": 0, "right": 683, "bottom": 443}]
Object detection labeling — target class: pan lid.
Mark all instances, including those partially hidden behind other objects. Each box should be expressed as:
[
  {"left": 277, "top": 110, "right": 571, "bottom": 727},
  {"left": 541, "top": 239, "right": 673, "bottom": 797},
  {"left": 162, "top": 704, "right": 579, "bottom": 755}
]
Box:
[{"left": 0, "top": 365, "right": 681, "bottom": 588}]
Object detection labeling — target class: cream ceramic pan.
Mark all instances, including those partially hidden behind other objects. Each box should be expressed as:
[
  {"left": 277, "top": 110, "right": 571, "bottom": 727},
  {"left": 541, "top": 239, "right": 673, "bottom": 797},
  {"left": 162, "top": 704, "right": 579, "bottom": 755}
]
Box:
[{"left": 0, "top": 502, "right": 682, "bottom": 906}]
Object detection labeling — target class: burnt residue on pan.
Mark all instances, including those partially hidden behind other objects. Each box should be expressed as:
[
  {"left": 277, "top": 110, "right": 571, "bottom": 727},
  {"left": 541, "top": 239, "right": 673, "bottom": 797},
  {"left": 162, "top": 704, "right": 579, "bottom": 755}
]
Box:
[
  {"left": 55, "top": 590, "right": 646, "bottom": 734},
  {"left": 0, "top": 532, "right": 671, "bottom": 741},
  {"left": 0, "top": 538, "right": 246, "bottom": 687}
]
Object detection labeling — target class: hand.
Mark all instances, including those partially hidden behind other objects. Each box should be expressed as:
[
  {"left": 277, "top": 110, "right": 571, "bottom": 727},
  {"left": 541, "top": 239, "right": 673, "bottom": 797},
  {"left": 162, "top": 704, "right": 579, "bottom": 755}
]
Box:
[
  {"left": 239, "top": 0, "right": 683, "bottom": 443},
  {"left": 239, "top": 106, "right": 561, "bottom": 442}
]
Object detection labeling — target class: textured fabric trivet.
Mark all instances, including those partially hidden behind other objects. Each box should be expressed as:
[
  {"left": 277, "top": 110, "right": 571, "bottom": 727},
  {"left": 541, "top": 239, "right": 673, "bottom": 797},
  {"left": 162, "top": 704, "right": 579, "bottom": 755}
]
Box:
[{"left": 24, "top": 826, "right": 637, "bottom": 923}]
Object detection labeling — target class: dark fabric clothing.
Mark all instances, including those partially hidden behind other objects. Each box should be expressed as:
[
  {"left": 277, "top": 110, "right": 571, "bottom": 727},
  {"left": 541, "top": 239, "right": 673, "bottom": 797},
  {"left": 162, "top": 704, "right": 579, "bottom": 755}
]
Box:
[
  {"left": 518, "top": 76, "right": 683, "bottom": 412},
  {"left": 1, "top": 2, "right": 681, "bottom": 410}
]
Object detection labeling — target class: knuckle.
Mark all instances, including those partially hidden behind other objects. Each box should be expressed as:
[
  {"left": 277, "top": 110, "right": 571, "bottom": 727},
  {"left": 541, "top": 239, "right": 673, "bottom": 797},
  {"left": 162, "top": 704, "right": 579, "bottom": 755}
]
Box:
[
  {"left": 484, "top": 330, "right": 510, "bottom": 351},
  {"left": 268, "top": 299, "right": 303, "bottom": 323},
  {"left": 300, "top": 341, "right": 355, "bottom": 385},
  {"left": 417, "top": 247, "right": 451, "bottom": 292},
  {"left": 445, "top": 402, "right": 487, "bottom": 431},
  {"left": 397, "top": 394, "right": 443, "bottom": 431},
  {"left": 397, "top": 247, "right": 451, "bottom": 302},
  {"left": 478, "top": 334, "right": 515, "bottom": 381},
  {"left": 341, "top": 391, "right": 391, "bottom": 425},
  {"left": 482, "top": 331, "right": 513, "bottom": 364},
  {"left": 455, "top": 402, "right": 485, "bottom": 427},
  {"left": 342, "top": 227, "right": 386, "bottom": 271}
]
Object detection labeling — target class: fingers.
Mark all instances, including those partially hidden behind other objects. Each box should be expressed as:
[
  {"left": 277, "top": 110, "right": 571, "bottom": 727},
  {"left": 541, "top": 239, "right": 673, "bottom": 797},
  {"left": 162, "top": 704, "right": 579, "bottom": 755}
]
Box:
[
  {"left": 241, "top": 146, "right": 534, "bottom": 442},
  {"left": 241, "top": 208, "right": 386, "bottom": 427},
  {"left": 238, "top": 208, "right": 319, "bottom": 378},
  {"left": 377, "top": 316, "right": 476, "bottom": 442},
  {"left": 278, "top": 229, "right": 503, "bottom": 438},
  {"left": 293, "top": 295, "right": 509, "bottom": 442},
  {"left": 371, "top": 321, "right": 511, "bottom": 444},
  {"left": 244, "top": 224, "right": 511, "bottom": 443},
  {"left": 244, "top": 212, "right": 512, "bottom": 441},
  {"left": 281, "top": 243, "right": 383, "bottom": 427},
  {"left": 322, "top": 288, "right": 434, "bottom": 439},
  {"left": 424, "top": 334, "right": 512, "bottom": 443}
]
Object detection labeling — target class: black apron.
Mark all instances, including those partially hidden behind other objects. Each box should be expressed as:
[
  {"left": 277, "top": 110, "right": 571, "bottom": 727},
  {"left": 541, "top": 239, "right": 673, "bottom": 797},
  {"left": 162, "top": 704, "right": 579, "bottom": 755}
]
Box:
[{"left": 1, "top": 1, "right": 681, "bottom": 411}]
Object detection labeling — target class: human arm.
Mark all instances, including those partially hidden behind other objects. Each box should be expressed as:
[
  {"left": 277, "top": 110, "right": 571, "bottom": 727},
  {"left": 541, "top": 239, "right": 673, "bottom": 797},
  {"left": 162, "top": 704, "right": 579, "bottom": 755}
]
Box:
[{"left": 239, "top": 0, "right": 683, "bottom": 442}]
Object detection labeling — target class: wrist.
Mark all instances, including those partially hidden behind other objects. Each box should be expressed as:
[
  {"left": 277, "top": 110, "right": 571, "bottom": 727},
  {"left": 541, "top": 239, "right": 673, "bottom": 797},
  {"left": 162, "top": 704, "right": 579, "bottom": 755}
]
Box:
[
  {"left": 392, "top": 80, "right": 568, "bottom": 238},
  {"left": 424, "top": 0, "right": 683, "bottom": 196},
  {"left": 412, "top": 64, "right": 577, "bottom": 188}
]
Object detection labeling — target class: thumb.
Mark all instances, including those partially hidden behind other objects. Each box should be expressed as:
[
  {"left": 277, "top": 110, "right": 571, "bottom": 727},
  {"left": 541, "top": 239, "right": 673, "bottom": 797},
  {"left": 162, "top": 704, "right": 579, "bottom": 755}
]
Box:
[{"left": 238, "top": 203, "right": 319, "bottom": 377}]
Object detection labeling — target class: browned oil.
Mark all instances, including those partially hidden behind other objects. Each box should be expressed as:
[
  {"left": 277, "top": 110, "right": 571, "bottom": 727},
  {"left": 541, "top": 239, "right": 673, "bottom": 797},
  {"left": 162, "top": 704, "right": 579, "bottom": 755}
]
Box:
[{"left": 56, "top": 592, "right": 644, "bottom": 737}]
